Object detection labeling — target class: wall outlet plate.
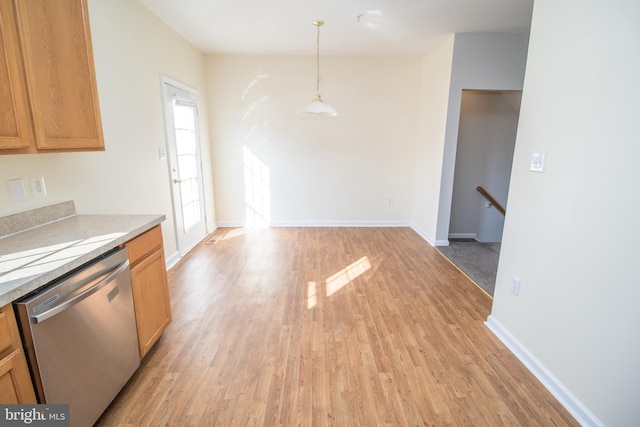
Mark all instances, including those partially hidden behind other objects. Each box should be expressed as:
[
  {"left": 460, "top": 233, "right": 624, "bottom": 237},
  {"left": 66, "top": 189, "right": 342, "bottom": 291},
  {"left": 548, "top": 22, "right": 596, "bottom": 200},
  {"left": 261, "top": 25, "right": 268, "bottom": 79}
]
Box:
[{"left": 30, "top": 176, "right": 47, "bottom": 197}]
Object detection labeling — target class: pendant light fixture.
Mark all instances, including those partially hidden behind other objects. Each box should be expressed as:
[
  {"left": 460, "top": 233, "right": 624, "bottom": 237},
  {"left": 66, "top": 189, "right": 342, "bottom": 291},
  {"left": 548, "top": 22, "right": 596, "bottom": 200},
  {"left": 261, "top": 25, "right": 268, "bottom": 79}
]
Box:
[{"left": 297, "top": 20, "right": 338, "bottom": 117}]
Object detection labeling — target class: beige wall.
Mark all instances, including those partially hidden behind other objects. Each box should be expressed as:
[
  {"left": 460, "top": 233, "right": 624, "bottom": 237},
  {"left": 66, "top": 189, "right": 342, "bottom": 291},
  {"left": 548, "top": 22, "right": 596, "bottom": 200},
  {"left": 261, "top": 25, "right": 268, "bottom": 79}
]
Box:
[
  {"left": 489, "top": 0, "right": 640, "bottom": 425},
  {"left": 410, "top": 36, "right": 455, "bottom": 244},
  {"left": 0, "top": 0, "right": 215, "bottom": 261},
  {"left": 205, "top": 55, "right": 422, "bottom": 225}
]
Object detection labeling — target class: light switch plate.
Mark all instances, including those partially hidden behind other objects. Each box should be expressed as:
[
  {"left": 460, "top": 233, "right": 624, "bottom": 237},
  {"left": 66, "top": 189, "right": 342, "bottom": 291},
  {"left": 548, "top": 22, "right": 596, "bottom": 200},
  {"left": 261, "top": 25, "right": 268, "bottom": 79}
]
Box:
[
  {"left": 530, "top": 152, "right": 547, "bottom": 172},
  {"left": 9, "top": 179, "right": 27, "bottom": 202},
  {"left": 511, "top": 276, "right": 521, "bottom": 295}
]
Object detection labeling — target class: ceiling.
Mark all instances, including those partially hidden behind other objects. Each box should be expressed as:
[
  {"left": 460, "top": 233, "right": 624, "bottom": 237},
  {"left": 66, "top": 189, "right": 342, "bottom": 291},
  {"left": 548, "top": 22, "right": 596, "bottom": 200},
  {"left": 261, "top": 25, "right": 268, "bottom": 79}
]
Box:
[{"left": 137, "top": 0, "right": 534, "bottom": 55}]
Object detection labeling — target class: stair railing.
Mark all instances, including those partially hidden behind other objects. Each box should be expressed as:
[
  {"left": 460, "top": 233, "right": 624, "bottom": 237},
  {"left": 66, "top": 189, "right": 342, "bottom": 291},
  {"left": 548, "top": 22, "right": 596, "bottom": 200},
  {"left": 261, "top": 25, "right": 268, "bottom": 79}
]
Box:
[{"left": 476, "top": 186, "right": 506, "bottom": 215}]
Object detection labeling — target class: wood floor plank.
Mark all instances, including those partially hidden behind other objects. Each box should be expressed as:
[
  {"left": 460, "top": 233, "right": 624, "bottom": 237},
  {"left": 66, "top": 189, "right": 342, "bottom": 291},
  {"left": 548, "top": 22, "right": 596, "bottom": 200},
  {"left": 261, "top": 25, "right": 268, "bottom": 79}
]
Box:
[{"left": 96, "top": 227, "right": 578, "bottom": 426}]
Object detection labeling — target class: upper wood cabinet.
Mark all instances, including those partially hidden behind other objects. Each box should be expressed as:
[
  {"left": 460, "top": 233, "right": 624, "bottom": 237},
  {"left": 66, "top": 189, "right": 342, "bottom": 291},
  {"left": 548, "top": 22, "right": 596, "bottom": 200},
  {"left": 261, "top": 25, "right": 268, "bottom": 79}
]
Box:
[
  {"left": 0, "top": 0, "right": 104, "bottom": 155},
  {"left": 0, "top": 0, "right": 35, "bottom": 152}
]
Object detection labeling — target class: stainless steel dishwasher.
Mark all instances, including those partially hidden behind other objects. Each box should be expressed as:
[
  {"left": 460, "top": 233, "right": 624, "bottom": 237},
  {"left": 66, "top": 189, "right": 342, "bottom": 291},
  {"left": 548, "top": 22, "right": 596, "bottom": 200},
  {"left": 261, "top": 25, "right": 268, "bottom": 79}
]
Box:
[{"left": 15, "top": 247, "right": 140, "bottom": 427}]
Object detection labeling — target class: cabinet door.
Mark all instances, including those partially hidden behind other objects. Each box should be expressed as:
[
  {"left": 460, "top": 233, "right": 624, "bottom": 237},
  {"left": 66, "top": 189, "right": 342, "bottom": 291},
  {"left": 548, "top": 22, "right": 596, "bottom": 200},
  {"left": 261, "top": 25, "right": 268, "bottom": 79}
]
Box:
[
  {"left": 0, "top": 304, "right": 36, "bottom": 404},
  {"left": 0, "top": 0, "right": 35, "bottom": 153},
  {"left": 0, "top": 350, "right": 37, "bottom": 404},
  {"left": 130, "top": 248, "right": 172, "bottom": 358},
  {"left": 15, "top": 0, "right": 104, "bottom": 151}
]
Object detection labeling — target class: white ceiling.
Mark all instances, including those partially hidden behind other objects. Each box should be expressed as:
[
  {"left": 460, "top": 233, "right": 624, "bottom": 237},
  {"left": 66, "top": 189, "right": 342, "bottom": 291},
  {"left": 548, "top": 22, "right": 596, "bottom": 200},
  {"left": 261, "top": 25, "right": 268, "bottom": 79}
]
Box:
[{"left": 137, "top": 0, "right": 534, "bottom": 55}]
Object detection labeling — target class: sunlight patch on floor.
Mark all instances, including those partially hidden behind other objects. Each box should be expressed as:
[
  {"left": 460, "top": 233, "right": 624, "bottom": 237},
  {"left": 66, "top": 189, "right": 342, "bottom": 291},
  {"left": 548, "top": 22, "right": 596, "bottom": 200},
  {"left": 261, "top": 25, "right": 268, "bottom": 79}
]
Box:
[
  {"left": 306, "top": 257, "right": 372, "bottom": 309},
  {"left": 325, "top": 256, "right": 371, "bottom": 297},
  {"left": 307, "top": 281, "right": 317, "bottom": 309}
]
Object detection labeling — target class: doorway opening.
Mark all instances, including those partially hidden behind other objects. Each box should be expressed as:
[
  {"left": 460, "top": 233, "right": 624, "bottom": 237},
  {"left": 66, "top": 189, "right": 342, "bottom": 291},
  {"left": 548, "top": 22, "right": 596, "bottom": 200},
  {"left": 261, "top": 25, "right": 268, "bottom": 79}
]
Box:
[
  {"left": 439, "top": 90, "right": 522, "bottom": 296},
  {"left": 161, "top": 77, "right": 207, "bottom": 256}
]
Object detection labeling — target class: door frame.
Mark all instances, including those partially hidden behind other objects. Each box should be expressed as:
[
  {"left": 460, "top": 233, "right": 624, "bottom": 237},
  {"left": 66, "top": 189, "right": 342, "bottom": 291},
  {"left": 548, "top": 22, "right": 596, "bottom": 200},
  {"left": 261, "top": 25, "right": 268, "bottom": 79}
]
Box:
[{"left": 160, "top": 75, "right": 208, "bottom": 256}]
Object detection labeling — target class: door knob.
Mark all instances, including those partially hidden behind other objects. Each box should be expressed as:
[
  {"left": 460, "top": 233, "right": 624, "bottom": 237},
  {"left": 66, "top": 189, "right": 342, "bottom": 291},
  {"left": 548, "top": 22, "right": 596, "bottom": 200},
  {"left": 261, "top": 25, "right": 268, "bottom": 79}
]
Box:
[{"left": 173, "top": 178, "right": 182, "bottom": 184}]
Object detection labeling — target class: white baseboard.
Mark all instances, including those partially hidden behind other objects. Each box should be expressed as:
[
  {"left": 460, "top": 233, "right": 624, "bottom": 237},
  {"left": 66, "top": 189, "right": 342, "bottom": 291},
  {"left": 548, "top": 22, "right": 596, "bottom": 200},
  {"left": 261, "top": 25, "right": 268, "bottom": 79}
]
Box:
[
  {"left": 485, "top": 316, "right": 604, "bottom": 427},
  {"left": 215, "top": 221, "right": 410, "bottom": 228},
  {"left": 409, "top": 224, "right": 435, "bottom": 246},
  {"left": 270, "top": 220, "right": 410, "bottom": 227},
  {"left": 165, "top": 251, "right": 181, "bottom": 270},
  {"left": 409, "top": 223, "right": 451, "bottom": 246},
  {"left": 448, "top": 233, "right": 477, "bottom": 240},
  {"left": 215, "top": 221, "right": 246, "bottom": 228}
]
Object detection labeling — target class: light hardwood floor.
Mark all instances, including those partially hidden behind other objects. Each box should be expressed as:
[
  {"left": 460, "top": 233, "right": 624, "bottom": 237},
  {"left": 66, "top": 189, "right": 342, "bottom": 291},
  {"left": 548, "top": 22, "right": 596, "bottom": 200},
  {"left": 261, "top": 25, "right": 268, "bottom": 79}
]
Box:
[{"left": 96, "top": 227, "right": 577, "bottom": 426}]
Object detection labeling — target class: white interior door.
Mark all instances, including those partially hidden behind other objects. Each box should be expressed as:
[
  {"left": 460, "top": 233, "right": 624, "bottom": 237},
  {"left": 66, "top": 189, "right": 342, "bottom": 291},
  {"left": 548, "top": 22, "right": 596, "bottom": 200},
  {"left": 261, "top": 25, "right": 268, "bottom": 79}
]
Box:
[{"left": 162, "top": 78, "right": 207, "bottom": 255}]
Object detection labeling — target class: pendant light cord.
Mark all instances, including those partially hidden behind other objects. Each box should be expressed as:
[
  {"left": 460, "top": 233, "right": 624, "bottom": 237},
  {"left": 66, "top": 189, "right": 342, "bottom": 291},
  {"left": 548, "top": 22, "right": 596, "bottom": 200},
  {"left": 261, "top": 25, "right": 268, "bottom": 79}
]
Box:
[{"left": 315, "top": 21, "right": 322, "bottom": 97}]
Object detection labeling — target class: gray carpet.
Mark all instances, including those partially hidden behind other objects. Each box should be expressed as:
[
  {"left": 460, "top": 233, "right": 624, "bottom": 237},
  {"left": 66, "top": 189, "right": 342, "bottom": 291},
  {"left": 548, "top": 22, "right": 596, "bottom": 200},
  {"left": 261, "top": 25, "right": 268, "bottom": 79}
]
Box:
[{"left": 437, "top": 240, "right": 501, "bottom": 296}]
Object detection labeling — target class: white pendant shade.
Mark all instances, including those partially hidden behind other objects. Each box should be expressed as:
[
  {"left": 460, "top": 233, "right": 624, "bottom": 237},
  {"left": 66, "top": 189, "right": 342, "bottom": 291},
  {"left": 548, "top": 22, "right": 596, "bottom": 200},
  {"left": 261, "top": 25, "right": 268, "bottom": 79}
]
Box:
[{"left": 297, "top": 95, "right": 338, "bottom": 117}]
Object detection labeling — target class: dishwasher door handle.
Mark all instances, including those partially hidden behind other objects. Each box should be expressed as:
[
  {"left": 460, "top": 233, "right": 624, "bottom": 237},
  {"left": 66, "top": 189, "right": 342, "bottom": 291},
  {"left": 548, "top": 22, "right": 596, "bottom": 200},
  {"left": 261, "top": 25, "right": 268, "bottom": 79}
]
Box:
[{"left": 32, "top": 259, "right": 131, "bottom": 324}]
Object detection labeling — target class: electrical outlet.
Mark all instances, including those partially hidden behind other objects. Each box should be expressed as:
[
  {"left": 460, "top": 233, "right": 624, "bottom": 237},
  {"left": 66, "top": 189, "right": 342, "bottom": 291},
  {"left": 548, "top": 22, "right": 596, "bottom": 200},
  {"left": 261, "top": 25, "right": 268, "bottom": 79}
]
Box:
[
  {"left": 511, "top": 276, "right": 521, "bottom": 295},
  {"left": 30, "top": 176, "right": 47, "bottom": 198}
]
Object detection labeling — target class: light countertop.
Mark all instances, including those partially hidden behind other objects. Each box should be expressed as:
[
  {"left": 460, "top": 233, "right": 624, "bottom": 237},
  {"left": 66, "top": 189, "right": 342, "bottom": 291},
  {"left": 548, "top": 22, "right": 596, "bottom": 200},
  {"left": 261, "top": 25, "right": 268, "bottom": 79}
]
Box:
[{"left": 0, "top": 212, "right": 165, "bottom": 306}]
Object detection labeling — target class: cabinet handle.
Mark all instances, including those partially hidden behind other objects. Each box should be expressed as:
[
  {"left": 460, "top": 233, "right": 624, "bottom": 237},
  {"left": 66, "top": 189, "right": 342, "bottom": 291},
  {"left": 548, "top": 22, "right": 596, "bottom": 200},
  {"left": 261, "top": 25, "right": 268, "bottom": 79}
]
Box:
[
  {"left": 173, "top": 178, "right": 182, "bottom": 184},
  {"left": 32, "top": 260, "right": 130, "bottom": 324}
]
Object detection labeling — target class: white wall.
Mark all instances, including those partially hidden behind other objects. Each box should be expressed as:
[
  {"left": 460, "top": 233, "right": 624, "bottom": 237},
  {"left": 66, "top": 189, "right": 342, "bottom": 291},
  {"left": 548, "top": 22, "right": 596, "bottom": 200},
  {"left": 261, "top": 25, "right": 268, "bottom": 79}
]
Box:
[
  {"left": 410, "top": 36, "right": 455, "bottom": 244},
  {"left": 449, "top": 91, "right": 520, "bottom": 242},
  {"left": 435, "top": 33, "right": 529, "bottom": 244},
  {"left": 205, "top": 55, "right": 422, "bottom": 226},
  {"left": 489, "top": 0, "right": 640, "bottom": 425},
  {"left": 0, "top": 0, "right": 214, "bottom": 260}
]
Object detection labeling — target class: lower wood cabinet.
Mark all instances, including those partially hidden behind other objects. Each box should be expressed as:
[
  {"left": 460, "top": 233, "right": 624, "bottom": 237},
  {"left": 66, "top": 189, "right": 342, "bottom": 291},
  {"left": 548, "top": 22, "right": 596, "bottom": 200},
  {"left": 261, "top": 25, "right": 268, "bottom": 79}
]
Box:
[
  {"left": 125, "top": 226, "right": 172, "bottom": 358},
  {"left": 0, "top": 303, "right": 36, "bottom": 404}
]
